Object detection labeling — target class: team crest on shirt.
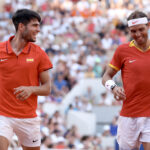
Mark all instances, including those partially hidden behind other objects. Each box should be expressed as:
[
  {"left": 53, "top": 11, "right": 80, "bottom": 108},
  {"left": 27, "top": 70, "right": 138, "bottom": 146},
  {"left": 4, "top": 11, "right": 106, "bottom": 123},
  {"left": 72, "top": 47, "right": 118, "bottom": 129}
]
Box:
[{"left": 26, "top": 58, "right": 34, "bottom": 62}]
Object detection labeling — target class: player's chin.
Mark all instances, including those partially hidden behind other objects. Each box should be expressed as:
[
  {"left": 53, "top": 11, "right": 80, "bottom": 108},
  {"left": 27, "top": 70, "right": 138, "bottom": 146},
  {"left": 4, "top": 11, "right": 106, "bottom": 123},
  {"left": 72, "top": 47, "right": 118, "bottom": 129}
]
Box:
[
  {"left": 29, "top": 38, "right": 36, "bottom": 42},
  {"left": 136, "top": 38, "right": 145, "bottom": 44}
]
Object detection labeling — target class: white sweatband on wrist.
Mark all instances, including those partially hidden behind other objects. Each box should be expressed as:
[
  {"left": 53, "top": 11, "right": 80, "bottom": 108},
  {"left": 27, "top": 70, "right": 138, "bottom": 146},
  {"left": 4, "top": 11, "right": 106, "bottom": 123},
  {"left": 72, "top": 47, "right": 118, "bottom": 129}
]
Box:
[
  {"left": 105, "top": 80, "right": 116, "bottom": 91},
  {"left": 128, "top": 17, "right": 148, "bottom": 27}
]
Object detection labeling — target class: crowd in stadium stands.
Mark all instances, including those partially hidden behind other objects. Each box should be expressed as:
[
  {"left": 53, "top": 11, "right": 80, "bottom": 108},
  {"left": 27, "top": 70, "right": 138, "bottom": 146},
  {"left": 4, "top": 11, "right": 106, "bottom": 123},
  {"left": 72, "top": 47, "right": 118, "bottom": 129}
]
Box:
[{"left": 1, "top": 0, "right": 149, "bottom": 149}]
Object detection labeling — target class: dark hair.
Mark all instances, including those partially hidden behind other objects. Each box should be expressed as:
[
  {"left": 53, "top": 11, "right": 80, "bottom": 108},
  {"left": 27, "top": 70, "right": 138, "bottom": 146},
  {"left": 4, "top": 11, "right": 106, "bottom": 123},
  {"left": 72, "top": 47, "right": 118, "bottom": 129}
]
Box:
[
  {"left": 127, "top": 10, "right": 148, "bottom": 21},
  {"left": 12, "top": 9, "right": 41, "bottom": 31}
]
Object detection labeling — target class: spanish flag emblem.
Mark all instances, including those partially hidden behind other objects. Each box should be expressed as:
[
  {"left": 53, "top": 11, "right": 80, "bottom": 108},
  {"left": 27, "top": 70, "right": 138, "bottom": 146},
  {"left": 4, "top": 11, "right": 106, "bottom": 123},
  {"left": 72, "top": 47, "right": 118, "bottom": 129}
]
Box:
[{"left": 26, "top": 58, "right": 34, "bottom": 62}]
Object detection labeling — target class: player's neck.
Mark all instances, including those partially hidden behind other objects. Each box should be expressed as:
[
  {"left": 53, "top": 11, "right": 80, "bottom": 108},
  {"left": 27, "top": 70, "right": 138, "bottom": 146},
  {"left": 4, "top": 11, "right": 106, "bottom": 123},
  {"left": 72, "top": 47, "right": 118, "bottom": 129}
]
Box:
[
  {"left": 134, "top": 40, "right": 150, "bottom": 51},
  {"left": 10, "top": 34, "right": 28, "bottom": 55}
]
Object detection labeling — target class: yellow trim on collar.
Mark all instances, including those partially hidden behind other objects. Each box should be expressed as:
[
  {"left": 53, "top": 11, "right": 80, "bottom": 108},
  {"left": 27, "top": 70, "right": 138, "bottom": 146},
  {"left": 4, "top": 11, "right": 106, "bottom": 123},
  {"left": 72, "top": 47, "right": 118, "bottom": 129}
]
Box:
[
  {"left": 129, "top": 40, "right": 150, "bottom": 52},
  {"left": 109, "top": 64, "right": 119, "bottom": 71},
  {"left": 129, "top": 40, "right": 135, "bottom": 47}
]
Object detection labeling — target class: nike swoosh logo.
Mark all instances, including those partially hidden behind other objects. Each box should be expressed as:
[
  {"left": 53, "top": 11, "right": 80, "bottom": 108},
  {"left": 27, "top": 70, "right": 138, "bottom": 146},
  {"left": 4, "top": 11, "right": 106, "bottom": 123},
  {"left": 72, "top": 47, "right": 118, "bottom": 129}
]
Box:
[
  {"left": 132, "top": 21, "right": 138, "bottom": 24},
  {"left": 33, "top": 139, "right": 38, "bottom": 143},
  {"left": 129, "top": 60, "right": 136, "bottom": 63},
  {"left": 0, "top": 59, "right": 8, "bottom": 62}
]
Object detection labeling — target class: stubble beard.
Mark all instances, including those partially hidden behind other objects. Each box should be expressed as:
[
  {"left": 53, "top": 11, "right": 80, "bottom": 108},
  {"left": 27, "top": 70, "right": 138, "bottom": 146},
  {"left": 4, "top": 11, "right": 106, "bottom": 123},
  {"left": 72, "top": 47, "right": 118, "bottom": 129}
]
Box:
[{"left": 22, "top": 30, "right": 36, "bottom": 43}]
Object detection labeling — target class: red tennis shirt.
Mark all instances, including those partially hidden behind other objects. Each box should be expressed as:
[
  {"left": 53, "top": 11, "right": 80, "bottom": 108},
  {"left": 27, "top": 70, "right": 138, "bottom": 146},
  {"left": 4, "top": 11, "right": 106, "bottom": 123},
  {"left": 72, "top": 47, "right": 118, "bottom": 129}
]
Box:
[
  {"left": 110, "top": 40, "right": 150, "bottom": 117},
  {"left": 0, "top": 36, "right": 53, "bottom": 118}
]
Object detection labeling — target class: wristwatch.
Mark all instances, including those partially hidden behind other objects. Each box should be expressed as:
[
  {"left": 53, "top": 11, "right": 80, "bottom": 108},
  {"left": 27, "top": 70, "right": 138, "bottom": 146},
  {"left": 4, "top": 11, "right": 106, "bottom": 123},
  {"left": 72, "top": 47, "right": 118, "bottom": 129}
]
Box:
[{"left": 110, "top": 84, "right": 117, "bottom": 91}]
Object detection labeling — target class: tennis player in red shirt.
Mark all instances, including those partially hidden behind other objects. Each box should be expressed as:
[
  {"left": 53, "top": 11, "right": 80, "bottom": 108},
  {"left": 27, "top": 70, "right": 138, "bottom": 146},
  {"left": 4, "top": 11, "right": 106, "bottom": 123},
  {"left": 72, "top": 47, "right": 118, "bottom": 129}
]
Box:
[
  {"left": 102, "top": 10, "right": 150, "bottom": 150},
  {"left": 0, "top": 9, "right": 53, "bottom": 150}
]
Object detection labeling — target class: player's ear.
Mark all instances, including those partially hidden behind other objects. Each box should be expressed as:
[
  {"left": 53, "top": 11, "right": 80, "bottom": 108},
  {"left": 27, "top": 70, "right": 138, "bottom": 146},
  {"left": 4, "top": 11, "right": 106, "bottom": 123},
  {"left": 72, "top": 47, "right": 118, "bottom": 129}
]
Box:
[{"left": 18, "top": 23, "right": 25, "bottom": 32}]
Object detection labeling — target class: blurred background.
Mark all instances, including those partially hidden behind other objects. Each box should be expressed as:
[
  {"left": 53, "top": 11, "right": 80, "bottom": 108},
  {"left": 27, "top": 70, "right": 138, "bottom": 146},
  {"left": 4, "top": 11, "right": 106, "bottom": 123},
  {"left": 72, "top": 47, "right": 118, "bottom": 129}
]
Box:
[{"left": 0, "top": 0, "right": 149, "bottom": 149}]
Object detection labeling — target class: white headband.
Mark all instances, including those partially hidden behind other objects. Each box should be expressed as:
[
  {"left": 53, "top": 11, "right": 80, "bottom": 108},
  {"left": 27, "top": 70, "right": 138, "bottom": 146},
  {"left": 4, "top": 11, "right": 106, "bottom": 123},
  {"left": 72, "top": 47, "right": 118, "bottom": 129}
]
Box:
[{"left": 128, "top": 17, "right": 148, "bottom": 27}]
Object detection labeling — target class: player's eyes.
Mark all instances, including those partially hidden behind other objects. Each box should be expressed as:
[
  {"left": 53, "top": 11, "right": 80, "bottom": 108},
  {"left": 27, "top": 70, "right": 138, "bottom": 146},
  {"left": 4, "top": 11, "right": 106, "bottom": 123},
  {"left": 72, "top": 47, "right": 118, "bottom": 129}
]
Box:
[
  {"left": 139, "top": 28, "right": 144, "bottom": 32},
  {"left": 131, "top": 30, "right": 136, "bottom": 33}
]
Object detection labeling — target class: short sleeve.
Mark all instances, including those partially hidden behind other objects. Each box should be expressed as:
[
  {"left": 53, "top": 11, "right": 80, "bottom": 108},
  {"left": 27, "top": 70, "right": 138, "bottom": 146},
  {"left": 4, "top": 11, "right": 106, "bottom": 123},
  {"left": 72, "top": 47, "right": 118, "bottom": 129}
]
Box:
[
  {"left": 38, "top": 50, "right": 53, "bottom": 73},
  {"left": 109, "top": 46, "right": 122, "bottom": 71}
]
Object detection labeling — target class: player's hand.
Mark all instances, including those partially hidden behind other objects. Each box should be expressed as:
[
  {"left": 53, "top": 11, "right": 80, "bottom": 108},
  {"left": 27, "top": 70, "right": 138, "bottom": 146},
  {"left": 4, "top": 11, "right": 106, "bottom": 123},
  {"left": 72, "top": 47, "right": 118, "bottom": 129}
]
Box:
[
  {"left": 14, "top": 86, "right": 33, "bottom": 101},
  {"left": 112, "top": 86, "right": 126, "bottom": 101}
]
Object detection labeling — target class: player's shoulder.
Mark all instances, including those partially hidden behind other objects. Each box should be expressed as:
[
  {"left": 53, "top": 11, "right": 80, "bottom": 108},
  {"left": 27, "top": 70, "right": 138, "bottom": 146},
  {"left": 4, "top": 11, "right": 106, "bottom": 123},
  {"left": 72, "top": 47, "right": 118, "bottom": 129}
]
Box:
[
  {"left": 30, "top": 42, "right": 47, "bottom": 58},
  {"left": 118, "top": 42, "right": 131, "bottom": 49},
  {"left": 116, "top": 42, "right": 131, "bottom": 53},
  {"left": 30, "top": 42, "right": 45, "bottom": 53}
]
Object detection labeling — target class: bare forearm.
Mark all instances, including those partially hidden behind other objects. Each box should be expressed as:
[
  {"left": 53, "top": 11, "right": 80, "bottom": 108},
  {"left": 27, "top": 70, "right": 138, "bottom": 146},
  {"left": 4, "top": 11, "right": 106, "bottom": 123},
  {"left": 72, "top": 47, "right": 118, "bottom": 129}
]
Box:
[
  {"left": 31, "top": 82, "right": 51, "bottom": 96},
  {"left": 102, "top": 66, "right": 126, "bottom": 100},
  {"left": 32, "top": 70, "right": 51, "bottom": 96},
  {"left": 102, "top": 66, "right": 118, "bottom": 86},
  {"left": 102, "top": 73, "right": 112, "bottom": 86},
  {"left": 14, "top": 70, "right": 51, "bottom": 100}
]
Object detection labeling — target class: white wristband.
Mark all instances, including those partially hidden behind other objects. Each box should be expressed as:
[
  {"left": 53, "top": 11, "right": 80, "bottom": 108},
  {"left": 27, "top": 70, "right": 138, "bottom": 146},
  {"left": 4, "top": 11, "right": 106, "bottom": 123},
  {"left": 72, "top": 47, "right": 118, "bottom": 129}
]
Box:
[{"left": 105, "top": 80, "right": 116, "bottom": 91}]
